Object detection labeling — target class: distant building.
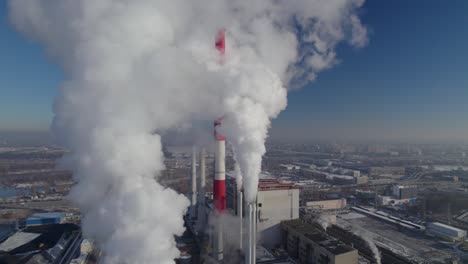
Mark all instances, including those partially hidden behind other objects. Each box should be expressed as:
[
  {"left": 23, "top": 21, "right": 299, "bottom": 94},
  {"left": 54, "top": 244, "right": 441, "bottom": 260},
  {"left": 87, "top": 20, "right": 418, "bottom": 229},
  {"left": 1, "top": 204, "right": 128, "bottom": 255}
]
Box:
[
  {"left": 281, "top": 219, "right": 358, "bottom": 264},
  {"left": 354, "top": 175, "right": 368, "bottom": 185},
  {"left": 299, "top": 169, "right": 328, "bottom": 181},
  {"left": 427, "top": 222, "right": 467, "bottom": 242},
  {"left": 292, "top": 162, "right": 317, "bottom": 170},
  {"left": 355, "top": 190, "right": 375, "bottom": 199},
  {"left": 392, "top": 185, "right": 418, "bottom": 199},
  {"left": 24, "top": 212, "right": 64, "bottom": 226},
  {"left": 330, "top": 175, "right": 355, "bottom": 185},
  {"left": 377, "top": 195, "right": 413, "bottom": 206},
  {"left": 280, "top": 164, "right": 301, "bottom": 170},
  {"left": 368, "top": 167, "right": 405, "bottom": 176},
  {"left": 305, "top": 199, "right": 347, "bottom": 211},
  {"left": 226, "top": 177, "right": 300, "bottom": 248}
]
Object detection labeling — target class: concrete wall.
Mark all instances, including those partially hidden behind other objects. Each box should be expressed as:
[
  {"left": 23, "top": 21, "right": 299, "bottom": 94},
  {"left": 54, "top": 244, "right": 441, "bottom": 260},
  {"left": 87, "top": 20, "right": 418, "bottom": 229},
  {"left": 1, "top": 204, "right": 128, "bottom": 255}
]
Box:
[
  {"left": 333, "top": 250, "right": 359, "bottom": 264},
  {"left": 355, "top": 175, "right": 368, "bottom": 185},
  {"left": 257, "top": 188, "right": 299, "bottom": 247}
]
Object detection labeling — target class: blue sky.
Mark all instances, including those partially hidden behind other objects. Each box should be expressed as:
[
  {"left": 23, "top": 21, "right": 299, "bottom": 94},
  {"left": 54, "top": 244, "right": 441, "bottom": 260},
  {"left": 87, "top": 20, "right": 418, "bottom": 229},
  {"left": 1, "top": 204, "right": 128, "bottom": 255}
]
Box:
[
  {"left": 1, "top": 1, "right": 468, "bottom": 142},
  {"left": 0, "top": 2, "right": 62, "bottom": 131}
]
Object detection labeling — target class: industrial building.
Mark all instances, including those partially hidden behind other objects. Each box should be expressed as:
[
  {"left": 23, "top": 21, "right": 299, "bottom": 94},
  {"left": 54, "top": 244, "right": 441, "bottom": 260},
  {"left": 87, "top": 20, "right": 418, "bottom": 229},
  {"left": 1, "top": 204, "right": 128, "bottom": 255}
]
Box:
[
  {"left": 0, "top": 223, "right": 83, "bottom": 263},
  {"left": 23, "top": 212, "right": 65, "bottom": 226},
  {"left": 368, "top": 167, "right": 405, "bottom": 177},
  {"left": 305, "top": 199, "right": 347, "bottom": 211},
  {"left": 392, "top": 185, "right": 418, "bottom": 199},
  {"left": 427, "top": 222, "right": 467, "bottom": 242},
  {"left": 281, "top": 219, "right": 358, "bottom": 264},
  {"left": 227, "top": 177, "right": 300, "bottom": 248},
  {"left": 351, "top": 206, "right": 425, "bottom": 231},
  {"left": 376, "top": 196, "right": 414, "bottom": 206},
  {"left": 299, "top": 168, "right": 368, "bottom": 185},
  {"left": 292, "top": 162, "right": 317, "bottom": 170}
]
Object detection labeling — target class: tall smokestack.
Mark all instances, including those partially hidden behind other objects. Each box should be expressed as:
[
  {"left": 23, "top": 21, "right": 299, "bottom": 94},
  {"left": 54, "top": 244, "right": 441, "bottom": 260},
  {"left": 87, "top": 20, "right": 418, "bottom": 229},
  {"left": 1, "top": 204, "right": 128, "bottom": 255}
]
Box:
[
  {"left": 213, "top": 120, "right": 226, "bottom": 212},
  {"left": 253, "top": 203, "right": 256, "bottom": 263},
  {"left": 248, "top": 202, "right": 257, "bottom": 264},
  {"left": 213, "top": 29, "right": 226, "bottom": 262},
  {"left": 190, "top": 147, "right": 197, "bottom": 219},
  {"left": 238, "top": 190, "right": 243, "bottom": 251},
  {"left": 197, "top": 148, "right": 206, "bottom": 232},
  {"left": 247, "top": 203, "right": 257, "bottom": 264},
  {"left": 213, "top": 117, "right": 226, "bottom": 261}
]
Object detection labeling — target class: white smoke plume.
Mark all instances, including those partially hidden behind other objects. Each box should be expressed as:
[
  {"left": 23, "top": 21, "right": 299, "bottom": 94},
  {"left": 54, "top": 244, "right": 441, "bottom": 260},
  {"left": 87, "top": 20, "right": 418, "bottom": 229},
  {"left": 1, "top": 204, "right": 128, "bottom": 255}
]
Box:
[
  {"left": 353, "top": 228, "right": 382, "bottom": 264},
  {"left": 230, "top": 144, "right": 243, "bottom": 190},
  {"left": 316, "top": 215, "right": 331, "bottom": 231},
  {"left": 9, "top": 0, "right": 368, "bottom": 263},
  {"left": 206, "top": 212, "right": 245, "bottom": 264}
]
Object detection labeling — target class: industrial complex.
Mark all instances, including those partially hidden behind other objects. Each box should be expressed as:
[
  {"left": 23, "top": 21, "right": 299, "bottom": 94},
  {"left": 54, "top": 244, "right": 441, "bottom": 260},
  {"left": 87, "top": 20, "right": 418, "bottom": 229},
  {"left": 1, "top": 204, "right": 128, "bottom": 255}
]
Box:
[
  {"left": 169, "top": 30, "right": 468, "bottom": 264},
  {"left": 0, "top": 32, "right": 468, "bottom": 264}
]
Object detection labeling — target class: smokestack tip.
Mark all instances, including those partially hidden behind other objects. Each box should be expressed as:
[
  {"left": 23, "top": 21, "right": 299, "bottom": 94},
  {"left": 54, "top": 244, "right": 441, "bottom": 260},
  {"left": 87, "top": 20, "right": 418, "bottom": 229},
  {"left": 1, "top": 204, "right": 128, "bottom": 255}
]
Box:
[{"left": 215, "top": 29, "right": 226, "bottom": 55}]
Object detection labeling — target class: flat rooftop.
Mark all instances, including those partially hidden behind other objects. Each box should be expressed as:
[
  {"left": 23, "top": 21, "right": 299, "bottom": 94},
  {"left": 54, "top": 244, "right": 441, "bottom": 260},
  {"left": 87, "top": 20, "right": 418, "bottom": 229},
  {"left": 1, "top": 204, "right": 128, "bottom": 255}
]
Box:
[
  {"left": 258, "top": 179, "right": 300, "bottom": 191},
  {"left": 283, "top": 219, "right": 355, "bottom": 255},
  {"left": 429, "top": 222, "right": 466, "bottom": 233}
]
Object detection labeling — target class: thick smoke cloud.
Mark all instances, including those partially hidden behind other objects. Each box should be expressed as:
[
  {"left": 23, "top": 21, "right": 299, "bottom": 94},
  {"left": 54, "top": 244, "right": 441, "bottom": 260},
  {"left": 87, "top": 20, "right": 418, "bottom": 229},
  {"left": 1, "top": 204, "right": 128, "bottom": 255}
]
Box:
[{"left": 9, "top": 0, "right": 367, "bottom": 263}]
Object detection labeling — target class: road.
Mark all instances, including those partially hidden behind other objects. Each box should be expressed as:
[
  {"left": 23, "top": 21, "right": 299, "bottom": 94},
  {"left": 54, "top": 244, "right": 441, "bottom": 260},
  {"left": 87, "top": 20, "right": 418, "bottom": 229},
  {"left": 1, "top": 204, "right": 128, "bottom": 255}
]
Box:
[{"left": 0, "top": 199, "right": 76, "bottom": 211}]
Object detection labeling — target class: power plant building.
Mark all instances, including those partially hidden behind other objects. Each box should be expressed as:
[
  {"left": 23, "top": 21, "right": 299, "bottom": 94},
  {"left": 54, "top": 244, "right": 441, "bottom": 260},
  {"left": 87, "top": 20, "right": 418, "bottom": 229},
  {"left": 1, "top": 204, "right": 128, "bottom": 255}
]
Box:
[
  {"left": 281, "top": 219, "right": 358, "bottom": 264},
  {"left": 226, "top": 177, "right": 300, "bottom": 248}
]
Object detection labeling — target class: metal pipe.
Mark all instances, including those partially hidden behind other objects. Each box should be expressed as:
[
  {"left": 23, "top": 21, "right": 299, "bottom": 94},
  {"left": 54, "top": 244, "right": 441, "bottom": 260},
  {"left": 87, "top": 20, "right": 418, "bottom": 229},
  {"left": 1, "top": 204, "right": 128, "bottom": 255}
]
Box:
[
  {"left": 238, "top": 190, "right": 243, "bottom": 251},
  {"left": 247, "top": 203, "right": 253, "bottom": 264},
  {"left": 197, "top": 148, "right": 206, "bottom": 232},
  {"left": 190, "top": 147, "right": 197, "bottom": 219},
  {"left": 215, "top": 214, "right": 224, "bottom": 261},
  {"left": 252, "top": 203, "right": 256, "bottom": 264}
]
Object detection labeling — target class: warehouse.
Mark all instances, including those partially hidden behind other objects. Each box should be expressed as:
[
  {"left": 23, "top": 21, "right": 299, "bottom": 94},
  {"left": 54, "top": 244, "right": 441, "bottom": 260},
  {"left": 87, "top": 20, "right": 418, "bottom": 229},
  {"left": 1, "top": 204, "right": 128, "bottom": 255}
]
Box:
[
  {"left": 25, "top": 212, "right": 64, "bottom": 226},
  {"left": 427, "top": 222, "right": 467, "bottom": 242}
]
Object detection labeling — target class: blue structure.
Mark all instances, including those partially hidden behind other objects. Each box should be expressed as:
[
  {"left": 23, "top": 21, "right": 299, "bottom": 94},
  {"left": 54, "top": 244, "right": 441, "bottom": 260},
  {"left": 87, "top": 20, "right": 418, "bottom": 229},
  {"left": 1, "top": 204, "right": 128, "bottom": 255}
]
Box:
[{"left": 25, "top": 212, "right": 64, "bottom": 226}]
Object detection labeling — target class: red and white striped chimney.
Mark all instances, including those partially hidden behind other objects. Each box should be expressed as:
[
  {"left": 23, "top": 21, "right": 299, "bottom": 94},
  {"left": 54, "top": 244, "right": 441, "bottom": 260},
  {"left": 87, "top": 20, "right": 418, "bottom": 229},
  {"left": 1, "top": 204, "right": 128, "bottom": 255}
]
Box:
[
  {"left": 213, "top": 29, "right": 226, "bottom": 262},
  {"left": 213, "top": 117, "right": 226, "bottom": 213}
]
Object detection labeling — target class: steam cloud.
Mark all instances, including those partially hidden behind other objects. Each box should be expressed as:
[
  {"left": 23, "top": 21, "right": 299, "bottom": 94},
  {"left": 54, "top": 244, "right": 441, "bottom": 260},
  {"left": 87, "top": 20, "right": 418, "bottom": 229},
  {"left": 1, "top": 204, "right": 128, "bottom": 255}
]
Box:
[
  {"left": 353, "top": 228, "right": 382, "bottom": 264},
  {"left": 316, "top": 215, "right": 331, "bottom": 231},
  {"left": 9, "top": 0, "right": 367, "bottom": 263}
]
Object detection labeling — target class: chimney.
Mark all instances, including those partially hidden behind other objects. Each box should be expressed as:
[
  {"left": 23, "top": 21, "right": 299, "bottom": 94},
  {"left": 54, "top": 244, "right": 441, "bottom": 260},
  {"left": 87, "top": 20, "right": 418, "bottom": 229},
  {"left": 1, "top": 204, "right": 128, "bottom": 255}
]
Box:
[
  {"left": 212, "top": 28, "right": 227, "bottom": 262},
  {"left": 247, "top": 203, "right": 257, "bottom": 264},
  {"left": 238, "top": 189, "right": 243, "bottom": 251},
  {"left": 213, "top": 118, "right": 226, "bottom": 261},
  {"left": 190, "top": 147, "right": 197, "bottom": 219},
  {"left": 197, "top": 148, "right": 206, "bottom": 232}
]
